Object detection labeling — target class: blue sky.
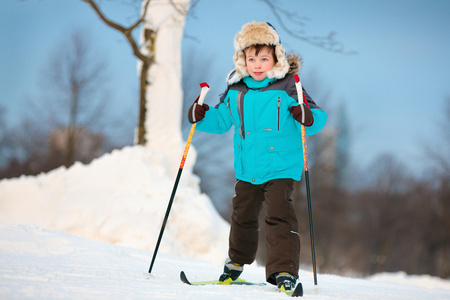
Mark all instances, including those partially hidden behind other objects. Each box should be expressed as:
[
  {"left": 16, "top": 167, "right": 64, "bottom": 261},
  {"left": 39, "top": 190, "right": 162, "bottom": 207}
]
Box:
[{"left": 1, "top": 0, "right": 449, "bottom": 176}]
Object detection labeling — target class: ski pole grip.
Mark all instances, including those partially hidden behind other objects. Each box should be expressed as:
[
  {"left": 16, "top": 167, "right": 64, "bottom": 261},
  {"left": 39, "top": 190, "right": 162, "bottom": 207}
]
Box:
[
  {"left": 293, "top": 74, "right": 303, "bottom": 105},
  {"left": 198, "top": 82, "right": 210, "bottom": 105}
]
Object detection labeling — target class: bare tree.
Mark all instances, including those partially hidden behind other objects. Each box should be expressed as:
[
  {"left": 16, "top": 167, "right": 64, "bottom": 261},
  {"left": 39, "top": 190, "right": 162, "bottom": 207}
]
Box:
[
  {"left": 31, "top": 29, "right": 110, "bottom": 168},
  {"left": 81, "top": 0, "right": 152, "bottom": 145},
  {"left": 426, "top": 96, "right": 450, "bottom": 176},
  {"left": 420, "top": 96, "right": 450, "bottom": 278},
  {"left": 0, "top": 106, "right": 12, "bottom": 166},
  {"left": 0, "top": 28, "right": 117, "bottom": 179},
  {"left": 0, "top": 119, "right": 49, "bottom": 177}
]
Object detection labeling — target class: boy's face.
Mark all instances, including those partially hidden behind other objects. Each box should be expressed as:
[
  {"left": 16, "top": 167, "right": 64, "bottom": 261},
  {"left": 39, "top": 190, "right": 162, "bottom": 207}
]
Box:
[{"left": 244, "top": 46, "right": 276, "bottom": 81}]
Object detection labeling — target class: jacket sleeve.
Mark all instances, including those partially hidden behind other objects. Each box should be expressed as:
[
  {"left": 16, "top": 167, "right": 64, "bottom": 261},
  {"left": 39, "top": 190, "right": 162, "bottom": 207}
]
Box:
[
  {"left": 194, "top": 92, "right": 234, "bottom": 135},
  {"left": 299, "top": 88, "right": 327, "bottom": 135},
  {"left": 286, "top": 78, "right": 327, "bottom": 136},
  {"left": 306, "top": 108, "right": 327, "bottom": 135}
]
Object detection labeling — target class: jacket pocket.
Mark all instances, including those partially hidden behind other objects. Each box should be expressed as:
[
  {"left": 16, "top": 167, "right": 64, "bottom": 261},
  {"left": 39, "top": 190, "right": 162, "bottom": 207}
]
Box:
[
  {"left": 234, "top": 140, "right": 244, "bottom": 176},
  {"left": 267, "top": 137, "right": 302, "bottom": 175}
]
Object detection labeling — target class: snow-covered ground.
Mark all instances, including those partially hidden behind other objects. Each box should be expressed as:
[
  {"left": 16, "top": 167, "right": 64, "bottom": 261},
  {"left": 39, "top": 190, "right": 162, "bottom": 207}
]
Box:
[
  {"left": 1, "top": 224, "right": 449, "bottom": 299},
  {"left": 0, "top": 146, "right": 449, "bottom": 299}
]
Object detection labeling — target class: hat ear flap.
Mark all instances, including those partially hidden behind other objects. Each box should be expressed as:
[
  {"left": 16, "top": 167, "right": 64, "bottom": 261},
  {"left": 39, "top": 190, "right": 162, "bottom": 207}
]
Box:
[
  {"left": 234, "top": 50, "right": 248, "bottom": 75},
  {"left": 266, "top": 44, "right": 290, "bottom": 79},
  {"left": 227, "top": 50, "right": 248, "bottom": 84},
  {"left": 274, "top": 44, "right": 286, "bottom": 62}
]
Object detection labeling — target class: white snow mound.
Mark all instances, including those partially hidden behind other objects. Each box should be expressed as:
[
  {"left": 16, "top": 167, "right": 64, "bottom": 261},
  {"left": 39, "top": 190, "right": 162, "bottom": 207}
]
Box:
[{"left": 0, "top": 146, "right": 229, "bottom": 264}]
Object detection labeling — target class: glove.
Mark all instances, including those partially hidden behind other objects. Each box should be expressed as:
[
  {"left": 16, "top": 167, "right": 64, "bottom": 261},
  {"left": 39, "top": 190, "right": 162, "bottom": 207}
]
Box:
[
  {"left": 188, "top": 101, "right": 209, "bottom": 123},
  {"left": 289, "top": 104, "right": 313, "bottom": 126}
]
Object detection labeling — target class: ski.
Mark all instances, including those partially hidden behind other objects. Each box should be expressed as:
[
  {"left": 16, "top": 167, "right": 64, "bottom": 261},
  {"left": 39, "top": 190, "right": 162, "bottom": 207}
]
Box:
[
  {"left": 180, "top": 271, "right": 266, "bottom": 286},
  {"left": 180, "top": 271, "right": 303, "bottom": 297},
  {"left": 278, "top": 282, "right": 303, "bottom": 297}
]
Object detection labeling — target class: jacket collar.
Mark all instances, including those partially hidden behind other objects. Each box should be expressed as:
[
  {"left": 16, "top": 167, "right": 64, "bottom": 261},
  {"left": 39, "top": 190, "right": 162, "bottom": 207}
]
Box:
[{"left": 243, "top": 76, "right": 276, "bottom": 89}]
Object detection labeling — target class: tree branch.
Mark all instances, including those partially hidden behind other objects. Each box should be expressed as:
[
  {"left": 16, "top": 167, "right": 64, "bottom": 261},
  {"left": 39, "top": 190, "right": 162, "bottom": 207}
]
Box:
[
  {"left": 169, "top": 0, "right": 189, "bottom": 16},
  {"left": 81, "top": 0, "right": 152, "bottom": 64},
  {"left": 129, "top": 0, "right": 151, "bottom": 32},
  {"left": 260, "top": 0, "right": 357, "bottom": 55}
]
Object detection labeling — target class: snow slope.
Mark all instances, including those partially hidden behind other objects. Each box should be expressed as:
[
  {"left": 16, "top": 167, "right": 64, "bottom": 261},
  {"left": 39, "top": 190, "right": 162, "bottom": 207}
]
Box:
[{"left": 1, "top": 224, "right": 449, "bottom": 299}]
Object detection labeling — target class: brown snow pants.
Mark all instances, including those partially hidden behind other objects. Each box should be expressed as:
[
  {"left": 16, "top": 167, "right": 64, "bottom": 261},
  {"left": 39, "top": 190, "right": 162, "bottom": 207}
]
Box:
[{"left": 228, "top": 179, "right": 300, "bottom": 285}]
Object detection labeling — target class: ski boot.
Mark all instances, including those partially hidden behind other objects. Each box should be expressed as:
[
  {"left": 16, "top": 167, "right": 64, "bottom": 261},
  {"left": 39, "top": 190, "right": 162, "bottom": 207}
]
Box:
[
  {"left": 276, "top": 272, "right": 297, "bottom": 293},
  {"left": 218, "top": 258, "right": 244, "bottom": 283}
]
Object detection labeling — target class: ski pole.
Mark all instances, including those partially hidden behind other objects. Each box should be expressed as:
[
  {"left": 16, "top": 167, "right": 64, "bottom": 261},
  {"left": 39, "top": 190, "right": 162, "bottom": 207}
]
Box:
[
  {"left": 293, "top": 74, "right": 318, "bottom": 290},
  {"left": 148, "top": 82, "right": 210, "bottom": 274}
]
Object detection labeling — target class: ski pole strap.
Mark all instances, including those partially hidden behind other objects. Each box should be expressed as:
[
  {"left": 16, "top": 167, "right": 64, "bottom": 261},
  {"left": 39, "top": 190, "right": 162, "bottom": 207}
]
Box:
[{"left": 190, "top": 101, "right": 199, "bottom": 123}]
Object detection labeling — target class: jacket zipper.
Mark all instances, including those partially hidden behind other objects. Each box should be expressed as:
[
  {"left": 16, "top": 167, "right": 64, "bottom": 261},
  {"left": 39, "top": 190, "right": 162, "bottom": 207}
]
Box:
[
  {"left": 237, "top": 91, "right": 245, "bottom": 139},
  {"left": 277, "top": 97, "right": 281, "bottom": 131}
]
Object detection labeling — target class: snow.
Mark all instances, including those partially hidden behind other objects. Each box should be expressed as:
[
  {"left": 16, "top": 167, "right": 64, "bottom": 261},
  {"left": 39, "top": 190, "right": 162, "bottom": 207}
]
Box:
[
  {"left": 1, "top": 223, "right": 449, "bottom": 299},
  {"left": 1, "top": 146, "right": 449, "bottom": 299},
  {"left": 0, "top": 146, "right": 229, "bottom": 264}
]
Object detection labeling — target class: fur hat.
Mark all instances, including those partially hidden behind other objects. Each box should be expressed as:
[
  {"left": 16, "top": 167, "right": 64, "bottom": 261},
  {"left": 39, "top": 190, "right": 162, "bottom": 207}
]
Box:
[{"left": 227, "top": 21, "right": 294, "bottom": 85}]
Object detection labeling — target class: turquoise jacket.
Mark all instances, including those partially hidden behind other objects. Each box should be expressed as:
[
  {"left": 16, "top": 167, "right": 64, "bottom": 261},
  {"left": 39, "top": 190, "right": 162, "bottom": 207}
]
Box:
[{"left": 195, "top": 75, "right": 327, "bottom": 184}]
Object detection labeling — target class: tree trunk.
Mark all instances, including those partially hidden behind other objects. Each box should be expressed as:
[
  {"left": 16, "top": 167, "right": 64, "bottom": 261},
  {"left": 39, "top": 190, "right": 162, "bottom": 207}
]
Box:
[
  {"left": 141, "top": 0, "right": 191, "bottom": 174},
  {"left": 137, "top": 60, "right": 149, "bottom": 145}
]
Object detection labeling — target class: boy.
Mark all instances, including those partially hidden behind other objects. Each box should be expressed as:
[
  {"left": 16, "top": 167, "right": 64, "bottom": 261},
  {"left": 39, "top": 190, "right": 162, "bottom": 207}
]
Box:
[{"left": 188, "top": 21, "right": 327, "bottom": 291}]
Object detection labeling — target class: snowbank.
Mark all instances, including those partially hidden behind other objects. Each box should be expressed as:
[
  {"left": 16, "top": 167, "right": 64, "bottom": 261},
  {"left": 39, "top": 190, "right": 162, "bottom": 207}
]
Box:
[{"left": 0, "top": 146, "right": 229, "bottom": 264}]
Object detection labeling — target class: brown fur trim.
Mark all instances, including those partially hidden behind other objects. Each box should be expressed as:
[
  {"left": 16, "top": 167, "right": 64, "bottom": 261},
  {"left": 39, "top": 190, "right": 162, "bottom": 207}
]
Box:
[{"left": 286, "top": 52, "right": 302, "bottom": 75}]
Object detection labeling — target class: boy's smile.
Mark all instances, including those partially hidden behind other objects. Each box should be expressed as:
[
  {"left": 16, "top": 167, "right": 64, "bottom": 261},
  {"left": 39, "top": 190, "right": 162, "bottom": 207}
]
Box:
[{"left": 244, "top": 47, "right": 276, "bottom": 81}]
